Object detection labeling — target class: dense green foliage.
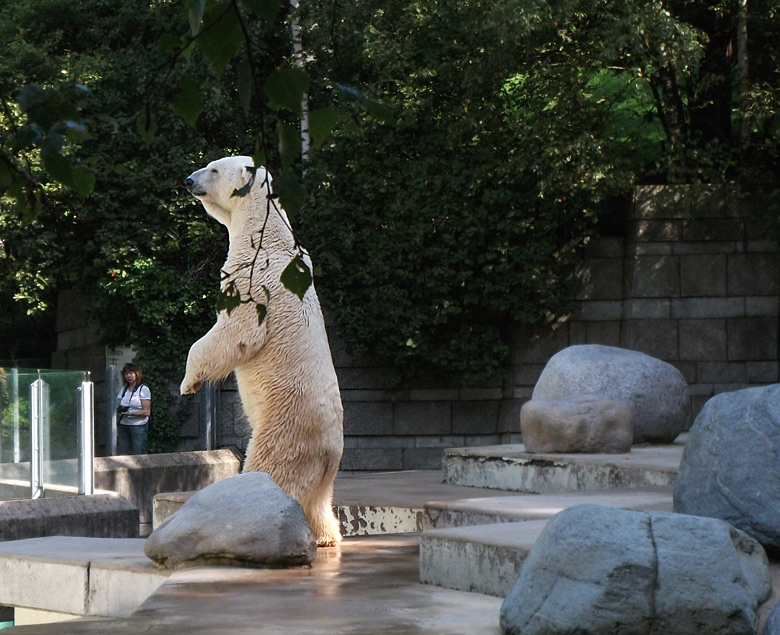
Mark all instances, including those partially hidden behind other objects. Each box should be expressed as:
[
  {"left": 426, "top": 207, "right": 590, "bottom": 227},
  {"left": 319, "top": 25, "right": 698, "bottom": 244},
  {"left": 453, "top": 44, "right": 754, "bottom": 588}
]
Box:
[
  {"left": 298, "top": 0, "right": 780, "bottom": 383},
  {"left": 1, "top": 0, "right": 779, "bottom": 447},
  {"left": 0, "top": 0, "right": 251, "bottom": 449}
]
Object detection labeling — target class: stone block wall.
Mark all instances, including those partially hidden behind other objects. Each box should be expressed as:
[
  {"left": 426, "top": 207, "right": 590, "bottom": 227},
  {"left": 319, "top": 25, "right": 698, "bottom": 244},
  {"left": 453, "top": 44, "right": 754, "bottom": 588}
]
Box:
[{"left": 212, "top": 186, "right": 779, "bottom": 470}]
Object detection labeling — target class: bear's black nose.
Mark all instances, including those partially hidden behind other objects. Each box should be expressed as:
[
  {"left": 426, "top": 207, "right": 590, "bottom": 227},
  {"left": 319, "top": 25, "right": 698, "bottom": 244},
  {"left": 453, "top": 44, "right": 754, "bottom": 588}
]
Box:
[{"left": 184, "top": 177, "right": 195, "bottom": 192}]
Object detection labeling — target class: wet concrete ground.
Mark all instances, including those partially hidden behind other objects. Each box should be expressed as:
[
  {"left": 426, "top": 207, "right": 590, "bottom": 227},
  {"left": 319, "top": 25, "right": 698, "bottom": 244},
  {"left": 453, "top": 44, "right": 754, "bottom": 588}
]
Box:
[{"left": 6, "top": 534, "right": 503, "bottom": 634}]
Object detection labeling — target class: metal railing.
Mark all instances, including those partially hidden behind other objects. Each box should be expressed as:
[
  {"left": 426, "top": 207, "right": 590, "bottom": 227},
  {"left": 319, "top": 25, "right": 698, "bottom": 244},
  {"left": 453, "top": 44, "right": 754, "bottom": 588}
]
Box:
[{"left": 0, "top": 369, "right": 94, "bottom": 500}]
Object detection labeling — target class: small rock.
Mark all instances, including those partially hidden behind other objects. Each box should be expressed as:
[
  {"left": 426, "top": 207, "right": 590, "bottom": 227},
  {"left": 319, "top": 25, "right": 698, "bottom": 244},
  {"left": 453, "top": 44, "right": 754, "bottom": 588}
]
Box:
[
  {"left": 674, "top": 384, "right": 780, "bottom": 550},
  {"left": 521, "top": 394, "right": 633, "bottom": 453},
  {"left": 500, "top": 504, "right": 770, "bottom": 635},
  {"left": 144, "top": 472, "right": 316, "bottom": 569},
  {"left": 532, "top": 344, "right": 688, "bottom": 443}
]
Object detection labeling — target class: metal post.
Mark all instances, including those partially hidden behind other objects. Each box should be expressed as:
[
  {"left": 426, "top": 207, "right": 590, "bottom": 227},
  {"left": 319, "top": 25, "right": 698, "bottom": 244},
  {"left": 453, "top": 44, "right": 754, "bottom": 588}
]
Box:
[
  {"left": 11, "top": 369, "right": 20, "bottom": 464},
  {"left": 107, "top": 365, "right": 118, "bottom": 456},
  {"left": 78, "top": 376, "right": 94, "bottom": 495},
  {"left": 30, "top": 377, "right": 48, "bottom": 499},
  {"left": 203, "top": 381, "right": 218, "bottom": 451}
]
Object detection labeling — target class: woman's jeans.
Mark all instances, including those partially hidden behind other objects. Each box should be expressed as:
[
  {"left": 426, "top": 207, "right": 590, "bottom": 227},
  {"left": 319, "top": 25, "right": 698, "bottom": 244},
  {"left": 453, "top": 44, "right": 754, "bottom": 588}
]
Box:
[{"left": 117, "top": 423, "right": 148, "bottom": 455}]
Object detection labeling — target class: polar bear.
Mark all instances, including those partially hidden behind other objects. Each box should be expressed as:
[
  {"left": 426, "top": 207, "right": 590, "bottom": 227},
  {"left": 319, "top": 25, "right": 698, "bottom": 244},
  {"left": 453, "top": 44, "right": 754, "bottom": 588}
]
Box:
[{"left": 181, "top": 156, "right": 343, "bottom": 547}]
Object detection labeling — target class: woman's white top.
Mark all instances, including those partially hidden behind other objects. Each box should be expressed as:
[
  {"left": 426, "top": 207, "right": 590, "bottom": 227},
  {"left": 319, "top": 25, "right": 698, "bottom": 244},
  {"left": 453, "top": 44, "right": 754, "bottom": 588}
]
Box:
[{"left": 117, "top": 384, "right": 151, "bottom": 426}]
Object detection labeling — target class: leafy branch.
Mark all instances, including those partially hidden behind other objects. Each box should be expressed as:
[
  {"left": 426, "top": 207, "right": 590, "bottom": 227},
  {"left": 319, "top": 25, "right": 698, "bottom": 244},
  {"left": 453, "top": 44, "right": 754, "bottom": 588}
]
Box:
[{"left": 148, "top": 0, "right": 392, "bottom": 322}]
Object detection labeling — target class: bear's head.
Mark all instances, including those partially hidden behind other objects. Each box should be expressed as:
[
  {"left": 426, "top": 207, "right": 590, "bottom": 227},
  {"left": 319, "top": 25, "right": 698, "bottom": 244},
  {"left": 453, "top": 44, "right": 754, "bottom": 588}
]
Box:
[{"left": 184, "top": 156, "right": 270, "bottom": 229}]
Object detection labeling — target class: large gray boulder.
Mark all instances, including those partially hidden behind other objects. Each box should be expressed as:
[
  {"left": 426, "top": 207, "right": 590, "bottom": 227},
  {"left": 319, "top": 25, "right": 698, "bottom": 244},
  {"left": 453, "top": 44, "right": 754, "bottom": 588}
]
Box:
[
  {"left": 144, "top": 472, "right": 316, "bottom": 569},
  {"left": 765, "top": 602, "right": 780, "bottom": 635},
  {"left": 520, "top": 394, "right": 633, "bottom": 453},
  {"left": 532, "top": 345, "right": 688, "bottom": 443},
  {"left": 500, "top": 505, "right": 770, "bottom": 635},
  {"left": 674, "top": 384, "right": 780, "bottom": 550}
]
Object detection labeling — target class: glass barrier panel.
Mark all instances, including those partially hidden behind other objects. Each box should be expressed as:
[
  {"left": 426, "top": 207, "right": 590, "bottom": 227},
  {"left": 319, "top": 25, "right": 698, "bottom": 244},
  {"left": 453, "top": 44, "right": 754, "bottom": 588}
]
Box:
[{"left": 0, "top": 369, "right": 92, "bottom": 500}]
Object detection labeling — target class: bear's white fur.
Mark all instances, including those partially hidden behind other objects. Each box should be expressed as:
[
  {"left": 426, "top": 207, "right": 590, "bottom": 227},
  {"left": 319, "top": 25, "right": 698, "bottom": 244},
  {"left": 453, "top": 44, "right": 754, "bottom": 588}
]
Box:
[{"left": 181, "top": 156, "right": 343, "bottom": 547}]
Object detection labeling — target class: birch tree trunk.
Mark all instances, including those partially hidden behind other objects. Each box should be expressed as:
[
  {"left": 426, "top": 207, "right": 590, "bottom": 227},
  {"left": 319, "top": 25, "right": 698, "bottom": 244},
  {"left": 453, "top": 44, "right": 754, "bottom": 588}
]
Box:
[
  {"left": 737, "top": 0, "right": 750, "bottom": 149},
  {"left": 290, "top": 0, "right": 310, "bottom": 164}
]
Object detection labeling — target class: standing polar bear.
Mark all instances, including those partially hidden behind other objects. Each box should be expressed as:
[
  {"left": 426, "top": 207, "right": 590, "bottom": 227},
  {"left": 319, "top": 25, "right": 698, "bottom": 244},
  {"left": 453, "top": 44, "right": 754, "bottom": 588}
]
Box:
[{"left": 181, "top": 156, "right": 343, "bottom": 547}]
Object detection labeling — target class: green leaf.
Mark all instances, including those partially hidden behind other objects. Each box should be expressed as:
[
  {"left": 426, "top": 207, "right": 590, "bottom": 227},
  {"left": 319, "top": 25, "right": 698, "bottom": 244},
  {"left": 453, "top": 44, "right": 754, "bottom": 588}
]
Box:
[
  {"left": 0, "top": 160, "right": 11, "bottom": 189},
  {"left": 277, "top": 120, "right": 301, "bottom": 169},
  {"left": 215, "top": 281, "right": 242, "bottom": 314},
  {"left": 272, "top": 173, "right": 307, "bottom": 216},
  {"left": 280, "top": 255, "right": 312, "bottom": 300},
  {"left": 237, "top": 58, "right": 253, "bottom": 114},
  {"left": 335, "top": 84, "right": 396, "bottom": 124},
  {"left": 309, "top": 108, "right": 340, "bottom": 148},
  {"left": 64, "top": 120, "right": 89, "bottom": 143},
  {"left": 136, "top": 105, "right": 158, "bottom": 142},
  {"left": 187, "top": 0, "right": 205, "bottom": 37},
  {"left": 12, "top": 125, "right": 39, "bottom": 153},
  {"left": 252, "top": 137, "right": 267, "bottom": 169},
  {"left": 157, "top": 33, "right": 181, "bottom": 57},
  {"left": 197, "top": 4, "right": 243, "bottom": 76},
  {"left": 265, "top": 68, "right": 309, "bottom": 115},
  {"left": 241, "top": 0, "right": 283, "bottom": 22},
  {"left": 72, "top": 165, "right": 95, "bottom": 197},
  {"left": 170, "top": 75, "right": 204, "bottom": 128},
  {"left": 41, "top": 146, "right": 74, "bottom": 187},
  {"left": 256, "top": 302, "right": 267, "bottom": 326},
  {"left": 15, "top": 84, "right": 46, "bottom": 114}
]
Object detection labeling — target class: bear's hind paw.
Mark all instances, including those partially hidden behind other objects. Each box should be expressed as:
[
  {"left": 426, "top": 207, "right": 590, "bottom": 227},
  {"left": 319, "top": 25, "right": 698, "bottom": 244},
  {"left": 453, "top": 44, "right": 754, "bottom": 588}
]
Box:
[{"left": 316, "top": 533, "right": 342, "bottom": 548}]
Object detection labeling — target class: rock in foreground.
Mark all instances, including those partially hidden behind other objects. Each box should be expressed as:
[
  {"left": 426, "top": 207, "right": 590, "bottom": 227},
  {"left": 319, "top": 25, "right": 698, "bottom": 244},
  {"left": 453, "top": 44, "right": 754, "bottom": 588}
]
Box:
[
  {"left": 674, "top": 384, "right": 780, "bottom": 550},
  {"left": 500, "top": 504, "right": 770, "bottom": 635},
  {"left": 144, "top": 472, "right": 316, "bottom": 569}
]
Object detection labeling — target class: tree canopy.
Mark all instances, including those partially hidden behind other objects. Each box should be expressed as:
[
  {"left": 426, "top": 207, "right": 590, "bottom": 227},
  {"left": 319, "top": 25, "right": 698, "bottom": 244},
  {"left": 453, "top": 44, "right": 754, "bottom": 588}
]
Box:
[{"left": 1, "top": 0, "right": 779, "bottom": 446}]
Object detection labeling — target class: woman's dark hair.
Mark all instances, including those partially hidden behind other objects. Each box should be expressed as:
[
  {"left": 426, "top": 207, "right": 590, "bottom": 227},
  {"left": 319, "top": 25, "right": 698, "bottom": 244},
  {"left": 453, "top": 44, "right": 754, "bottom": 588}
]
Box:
[{"left": 121, "top": 363, "right": 144, "bottom": 388}]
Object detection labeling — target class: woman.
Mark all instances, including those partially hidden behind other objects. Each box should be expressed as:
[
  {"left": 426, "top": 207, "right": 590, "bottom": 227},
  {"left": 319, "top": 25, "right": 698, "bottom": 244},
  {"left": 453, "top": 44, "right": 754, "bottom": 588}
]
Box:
[{"left": 116, "top": 362, "right": 152, "bottom": 454}]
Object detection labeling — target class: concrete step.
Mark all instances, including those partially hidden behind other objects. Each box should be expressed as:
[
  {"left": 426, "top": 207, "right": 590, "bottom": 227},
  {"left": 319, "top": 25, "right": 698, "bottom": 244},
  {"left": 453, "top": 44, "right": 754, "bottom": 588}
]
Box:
[
  {"left": 442, "top": 440, "right": 685, "bottom": 493},
  {"left": 153, "top": 470, "right": 524, "bottom": 537},
  {"left": 419, "top": 488, "right": 674, "bottom": 597},
  {"left": 0, "top": 536, "right": 168, "bottom": 625},
  {"left": 420, "top": 521, "right": 547, "bottom": 597},
  {"left": 425, "top": 488, "right": 673, "bottom": 528}
]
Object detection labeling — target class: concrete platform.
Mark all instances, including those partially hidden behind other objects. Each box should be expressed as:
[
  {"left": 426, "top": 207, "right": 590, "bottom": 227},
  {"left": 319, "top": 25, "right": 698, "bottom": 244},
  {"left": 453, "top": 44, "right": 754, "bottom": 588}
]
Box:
[
  {"left": 1, "top": 454, "right": 778, "bottom": 633},
  {"left": 0, "top": 536, "right": 168, "bottom": 625},
  {"left": 0, "top": 494, "right": 138, "bottom": 541},
  {"left": 443, "top": 440, "right": 684, "bottom": 493},
  {"left": 420, "top": 488, "right": 675, "bottom": 596},
  {"left": 153, "top": 470, "right": 524, "bottom": 535},
  {"left": 2, "top": 534, "right": 503, "bottom": 634}
]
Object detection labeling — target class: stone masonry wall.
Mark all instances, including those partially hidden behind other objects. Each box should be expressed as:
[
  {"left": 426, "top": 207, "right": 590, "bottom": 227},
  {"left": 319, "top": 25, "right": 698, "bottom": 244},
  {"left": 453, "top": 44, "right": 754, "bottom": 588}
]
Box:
[{"left": 212, "top": 186, "right": 779, "bottom": 470}]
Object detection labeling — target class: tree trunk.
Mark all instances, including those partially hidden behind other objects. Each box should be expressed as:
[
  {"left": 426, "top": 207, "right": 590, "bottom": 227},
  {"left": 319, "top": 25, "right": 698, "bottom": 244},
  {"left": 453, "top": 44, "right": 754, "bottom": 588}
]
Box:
[
  {"left": 290, "top": 0, "right": 310, "bottom": 164},
  {"left": 737, "top": 0, "right": 750, "bottom": 150}
]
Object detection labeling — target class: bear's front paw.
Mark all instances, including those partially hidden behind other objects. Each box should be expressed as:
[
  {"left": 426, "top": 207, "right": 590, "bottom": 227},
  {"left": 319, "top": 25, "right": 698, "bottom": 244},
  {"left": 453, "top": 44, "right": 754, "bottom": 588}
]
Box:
[{"left": 180, "top": 376, "right": 203, "bottom": 395}]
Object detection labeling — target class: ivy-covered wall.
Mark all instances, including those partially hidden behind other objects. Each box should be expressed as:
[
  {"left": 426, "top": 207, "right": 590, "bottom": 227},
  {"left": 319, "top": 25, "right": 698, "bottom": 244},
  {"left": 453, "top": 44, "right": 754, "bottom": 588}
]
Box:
[
  {"left": 54, "top": 187, "right": 778, "bottom": 466},
  {"left": 212, "top": 186, "right": 779, "bottom": 470}
]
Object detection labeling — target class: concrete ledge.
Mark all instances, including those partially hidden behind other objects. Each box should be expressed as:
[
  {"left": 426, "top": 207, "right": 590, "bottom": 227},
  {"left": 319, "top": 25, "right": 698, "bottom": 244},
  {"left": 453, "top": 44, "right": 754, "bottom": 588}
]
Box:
[
  {"left": 337, "top": 505, "right": 424, "bottom": 536},
  {"left": 425, "top": 489, "right": 673, "bottom": 529},
  {"left": 443, "top": 443, "right": 683, "bottom": 493},
  {"left": 153, "top": 490, "right": 425, "bottom": 538},
  {"left": 95, "top": 448, "right": 242, "bottom": 536},
  {"left": 0, "top": 536, "right": 167, "bottom": 620},
  {"left": 420, "top": 521, "right": 546, "bottom": 597},
  {"left": 0, "top": 494, "right": 138, "bottom": 541}
]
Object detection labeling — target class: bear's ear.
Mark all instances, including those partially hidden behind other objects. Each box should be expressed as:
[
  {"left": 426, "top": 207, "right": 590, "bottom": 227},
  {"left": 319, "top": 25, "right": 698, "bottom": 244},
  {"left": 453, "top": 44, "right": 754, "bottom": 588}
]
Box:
[{"left": 232, "top": 165, "right": 258, "bottom": 198}]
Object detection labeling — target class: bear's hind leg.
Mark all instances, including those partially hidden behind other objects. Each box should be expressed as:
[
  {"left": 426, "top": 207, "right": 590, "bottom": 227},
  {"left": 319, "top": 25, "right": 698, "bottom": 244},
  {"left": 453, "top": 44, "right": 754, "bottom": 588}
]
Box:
[{"left": 303, "top": 476, "right": 342, "bottom": 547}]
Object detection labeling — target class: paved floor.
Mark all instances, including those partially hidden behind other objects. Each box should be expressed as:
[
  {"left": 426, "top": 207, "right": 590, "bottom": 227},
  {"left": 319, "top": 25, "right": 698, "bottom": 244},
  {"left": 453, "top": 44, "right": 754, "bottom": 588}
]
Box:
[
  {"left": 4, "top": 463, "right": 779, "bottom": 634},
  {"left": 6, "top": 533, "right": 503, "bottom": 634}
]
